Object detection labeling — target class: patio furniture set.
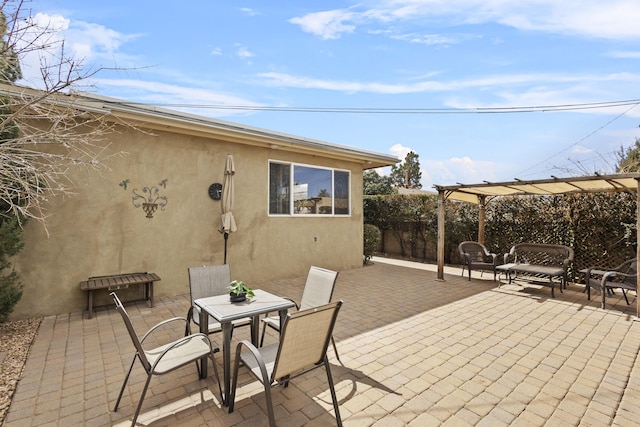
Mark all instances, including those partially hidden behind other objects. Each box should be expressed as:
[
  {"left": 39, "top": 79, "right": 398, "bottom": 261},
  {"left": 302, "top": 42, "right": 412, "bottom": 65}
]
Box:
[
  {"left": 458, "top": 241, "right": 637, "bottom": 306},
  {"left": 109, "top": 265, "right": 343, "bottom": 427},
  {"left": 88, "top": 246, "right": 636, "bottom": 426}
]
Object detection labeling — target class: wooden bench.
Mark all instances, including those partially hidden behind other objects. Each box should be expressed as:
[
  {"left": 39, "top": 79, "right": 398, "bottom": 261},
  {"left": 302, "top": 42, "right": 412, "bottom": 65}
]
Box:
[
  {"left": 79, "top": 272, "right": 161, "bottom": 318},
  {"left": 499, "top": 243, "right": 574, "bottom": 298}
]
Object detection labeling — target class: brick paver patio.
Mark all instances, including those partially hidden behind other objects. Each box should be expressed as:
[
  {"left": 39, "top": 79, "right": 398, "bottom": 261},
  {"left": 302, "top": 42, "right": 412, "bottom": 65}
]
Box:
[{"left": 4, "top": 257, "right": 640, "bottom": 426}]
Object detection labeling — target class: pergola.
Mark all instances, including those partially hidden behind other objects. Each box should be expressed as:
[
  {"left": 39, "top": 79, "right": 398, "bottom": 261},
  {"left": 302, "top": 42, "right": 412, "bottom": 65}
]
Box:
[{"left": 434, "top": 173, "right": 640, "bottom": 317}]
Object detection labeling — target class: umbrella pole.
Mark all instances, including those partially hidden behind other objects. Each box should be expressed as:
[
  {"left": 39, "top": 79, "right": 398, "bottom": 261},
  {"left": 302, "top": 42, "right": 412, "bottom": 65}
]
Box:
[{"left": 223, "top": 232, "right": 229, "bottom": 264}]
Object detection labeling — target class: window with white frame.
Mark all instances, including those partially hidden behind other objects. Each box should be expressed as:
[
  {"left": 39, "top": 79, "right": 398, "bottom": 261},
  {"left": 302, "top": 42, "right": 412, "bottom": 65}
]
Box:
[{"left": 269, "top": 161, "right": 350, "bottom": 216}]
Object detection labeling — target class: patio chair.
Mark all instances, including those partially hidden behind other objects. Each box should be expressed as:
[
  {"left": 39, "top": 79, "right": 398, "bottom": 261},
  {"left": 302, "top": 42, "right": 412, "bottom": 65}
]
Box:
[
  {"left": 259, "top": 266, "right": 341, "bottom": 361},
  {"left": 585, "top": 258, "right": 638, "bottom": 309},
  {"left": 186, "top": 264, "right": 252, "bottom": 336},
  {"left": 111, "top": 292, "right": 222, "bottom": 427},
  {"left": 458, "top": 241, "right": 499, "bottom": 281},
  {"left": 229, "top": 301, "right": 344, "bottom": 427}
]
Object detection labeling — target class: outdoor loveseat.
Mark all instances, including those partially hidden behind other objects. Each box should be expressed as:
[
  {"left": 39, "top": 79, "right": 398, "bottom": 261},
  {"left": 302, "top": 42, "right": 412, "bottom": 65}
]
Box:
[{"left": 499, "top": 243, "right": 574, "bottom": 297}]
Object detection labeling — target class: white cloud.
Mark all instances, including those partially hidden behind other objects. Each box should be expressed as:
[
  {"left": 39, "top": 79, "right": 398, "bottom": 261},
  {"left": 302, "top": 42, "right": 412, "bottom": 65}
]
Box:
[
  {"left": 421, "top": 156, "right": 499, "bottom": 189},
  {"left": 70, "top": 22, "right": 139, "bottom": 56},
  {"left": 16, "top": 12, "right": 142, "bottom": 86},
  {"left": 91, "top": 78, "right": 263, "bottom": 117},
  {"left": 493, "top": 1, "right": 640, "bottom": 39},
  {"left": 236, "top": 46, "right": 255, "bottom": 59},
  {"left": 258, "top": 71, "right": 640, "bottom": 110},
  {"left": 371, "top": 167, "right": 391, "bottom": 176},
  {"left": 571, "top": 145, "right": 594, "bottom": 155},
  {"left": 211, "top": 47, "right": 223, "bottom": 56},
  {"left": 289, "top": 1, "right": 640, "bottom": 41},
  {"left": 30, "top": 12, "right": 70, "bottom": 31},
  {"left": 29, "top": 13, "right": 141, "bottom": 61},
  {"left": 289, "top": 9, "right": 356, "bottom": 39},
  {"left": 389, "top": 32, "right": 461, "bottom": 46},
  {"left": 608, "top": 50, "right": 640, "bottom": 59},
  {"left": 258, "top": 71, "right": 449, "bottom": 93},
  {"left": 389, "top": 143, "right": 412, "bottom": 160},
  {"left": 15, "top": 13, "right": 68, "bottom": 83},
  {"left": 240, "top": 8, "right": 260, "bottom": 16},
  {"left": 94, "top": 78, "right": 258, "bottom": 104}
]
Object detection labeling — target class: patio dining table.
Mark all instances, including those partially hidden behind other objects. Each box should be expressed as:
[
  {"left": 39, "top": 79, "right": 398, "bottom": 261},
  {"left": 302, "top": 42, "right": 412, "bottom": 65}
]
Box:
[{"left": 194, "top": 289, "right": 295, "bottom": 406}]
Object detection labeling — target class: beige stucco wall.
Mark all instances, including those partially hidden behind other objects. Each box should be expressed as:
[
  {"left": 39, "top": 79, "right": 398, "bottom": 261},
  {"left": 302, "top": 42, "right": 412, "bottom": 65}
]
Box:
[{"left": 10, "top": 125, "right": 365, "bottom": 318}]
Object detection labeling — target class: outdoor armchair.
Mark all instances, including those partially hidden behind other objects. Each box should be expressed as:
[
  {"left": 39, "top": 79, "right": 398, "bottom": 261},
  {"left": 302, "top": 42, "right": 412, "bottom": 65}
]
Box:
[
  {"left": 260, "top": 265, "right": 341, "bottom": 360},
  {"left": 229, "top": 301, "right": 344, "bottom": 427},
  {"left": 585, "top": 258, "right": 637, "bottom": 309},
  {"left": 458, "top": 241, "right": 499, "bottom": 281},
  {"left": 111, "top": 292, "right": 222, "bottom": 427}
]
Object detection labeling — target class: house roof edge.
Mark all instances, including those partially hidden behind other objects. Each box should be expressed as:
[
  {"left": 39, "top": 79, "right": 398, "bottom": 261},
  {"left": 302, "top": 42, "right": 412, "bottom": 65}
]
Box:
[{"left": 0, "top": 83, "right": 398, "bottom": 169}]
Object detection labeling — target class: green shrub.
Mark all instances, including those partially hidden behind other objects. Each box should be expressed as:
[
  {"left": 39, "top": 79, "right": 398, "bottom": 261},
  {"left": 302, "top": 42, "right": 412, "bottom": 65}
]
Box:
[
  {"left": 0, "top": 270, "right": 21, "bottom": 323},
  {"left": 0, "top": 217, "right": 24, "bottom": 322},
  {"left": 363, "top": 224, "right": 381, "bottom": 265},
  {"left": 363, "top": 192, "right": 636, "bottom": 272}
]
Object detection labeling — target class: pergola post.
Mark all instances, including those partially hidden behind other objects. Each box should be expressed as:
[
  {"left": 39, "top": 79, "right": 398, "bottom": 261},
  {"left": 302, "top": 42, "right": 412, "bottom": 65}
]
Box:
[
  {"left": 633, "top": 178, "right": 640, "bottom": 321},
  {"left": 437, "top": 190, "right": 445, "bottom": 281},
  {"left": 478, "top": 195, "right": 486, "bottom": 245}
]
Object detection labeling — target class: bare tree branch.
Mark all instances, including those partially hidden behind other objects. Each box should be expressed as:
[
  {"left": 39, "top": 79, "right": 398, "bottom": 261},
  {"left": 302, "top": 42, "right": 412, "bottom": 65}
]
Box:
[
  {"left": 0, "top": 83, "right": 124, "bottom": 224},
  {"left": 0, "top": 1, "right": 132, "bottom": 228}
]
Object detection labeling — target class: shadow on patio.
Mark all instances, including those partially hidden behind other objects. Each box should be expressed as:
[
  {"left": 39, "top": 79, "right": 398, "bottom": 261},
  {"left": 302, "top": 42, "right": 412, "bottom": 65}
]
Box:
[{"left": 4, "top": 258, "right": 640, "bottom": 426}]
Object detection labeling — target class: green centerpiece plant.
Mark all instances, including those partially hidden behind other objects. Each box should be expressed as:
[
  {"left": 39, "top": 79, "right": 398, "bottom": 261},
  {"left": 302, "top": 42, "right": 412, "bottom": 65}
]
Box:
[{"left": 227, "top": 280, "right": 254, "bottom": 302}]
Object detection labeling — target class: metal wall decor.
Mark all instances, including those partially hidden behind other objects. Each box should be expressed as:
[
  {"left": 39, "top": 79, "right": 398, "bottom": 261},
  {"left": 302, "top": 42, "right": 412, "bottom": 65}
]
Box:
[{"left": 132, "top": 182, "right": 168, "bottom": 218}]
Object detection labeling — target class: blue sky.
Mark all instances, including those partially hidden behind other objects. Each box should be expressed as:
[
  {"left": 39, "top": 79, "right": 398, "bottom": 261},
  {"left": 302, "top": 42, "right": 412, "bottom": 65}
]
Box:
[{"left": 17, "top": 0, "right": 640, "bottom": 189}]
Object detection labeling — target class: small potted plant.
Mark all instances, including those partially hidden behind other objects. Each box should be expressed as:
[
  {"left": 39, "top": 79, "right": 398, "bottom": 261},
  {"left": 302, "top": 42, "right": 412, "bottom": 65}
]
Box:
[{"left": 227, "top": 280, "right": 255, "bottom": 302}]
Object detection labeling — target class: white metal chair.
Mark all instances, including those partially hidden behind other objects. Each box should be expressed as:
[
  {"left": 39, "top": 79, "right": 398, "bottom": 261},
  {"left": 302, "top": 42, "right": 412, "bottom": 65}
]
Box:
[
  {"left": 229, "top": 301, "right": 344, "bottom": 427},
  {"left": 260, "top": 266, "right": 340, "bottom": 360},
  {"left": 111, "top": 292, "right": 222, "bottom": 427},
  {"left": 186, "top": 264, "right": 252, "bottom": 336}
]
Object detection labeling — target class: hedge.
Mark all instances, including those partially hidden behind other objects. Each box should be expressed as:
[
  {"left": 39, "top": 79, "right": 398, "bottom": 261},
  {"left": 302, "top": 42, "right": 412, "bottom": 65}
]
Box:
[{"left": 364, "top": 192, "right": 636, "bottom": 277}]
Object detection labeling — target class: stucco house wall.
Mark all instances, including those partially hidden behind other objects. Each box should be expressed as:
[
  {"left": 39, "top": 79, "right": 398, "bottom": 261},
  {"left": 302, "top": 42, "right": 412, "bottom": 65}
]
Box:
[{"left": 7, "top": 90, "right": 397, "bottom": 318}]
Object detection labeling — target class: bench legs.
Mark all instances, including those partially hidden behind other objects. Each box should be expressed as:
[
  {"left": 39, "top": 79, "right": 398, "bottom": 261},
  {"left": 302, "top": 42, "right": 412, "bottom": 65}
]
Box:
[
  {"left": 85, "top": 282, "right": 154, "bottom": 319},
  {"left": 498, "top": 272, "right": 563, "bottom": 298},
  {"left": 87, "top": 290, "right": 94, "bottom": 319},
  {"left": 145, "top": 281, "right": 155, "bottom": 307}
]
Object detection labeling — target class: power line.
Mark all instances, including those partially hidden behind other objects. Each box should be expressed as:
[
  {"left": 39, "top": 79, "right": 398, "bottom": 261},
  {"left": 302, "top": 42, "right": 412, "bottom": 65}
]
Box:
[
  {"left": 516, "top": 102, "right": 640, "bottom": 177},
  {"left": 121, "top": 99, "right": 640, "bottom": 114},
  {"left": 111, "top": 95, "right": 640, "bottom": 178}
]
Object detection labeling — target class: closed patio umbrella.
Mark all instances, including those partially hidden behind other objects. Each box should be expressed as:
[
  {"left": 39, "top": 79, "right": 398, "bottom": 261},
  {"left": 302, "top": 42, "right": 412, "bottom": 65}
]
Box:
[{"left": 219, "top": 153, "right": 237, "bottom": 264}]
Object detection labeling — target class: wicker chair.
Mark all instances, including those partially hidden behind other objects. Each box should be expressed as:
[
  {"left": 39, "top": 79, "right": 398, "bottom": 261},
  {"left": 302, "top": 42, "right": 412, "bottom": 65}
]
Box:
[
  {"left": 458, "top": 241, "right": 499, "bottom": 281},
  {"left": 229, "top": 301, "right": 343, "bottom": 427},
  {"left": 111, "top": 292, "right": 221, "bottom": 426},
  {"left": 585, "top": 258, "right": 637, "bottom": 309}
]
